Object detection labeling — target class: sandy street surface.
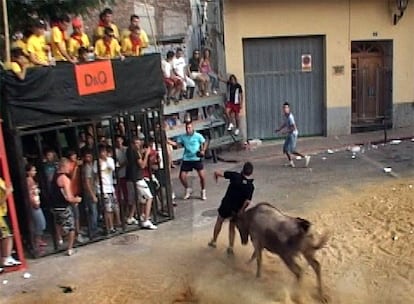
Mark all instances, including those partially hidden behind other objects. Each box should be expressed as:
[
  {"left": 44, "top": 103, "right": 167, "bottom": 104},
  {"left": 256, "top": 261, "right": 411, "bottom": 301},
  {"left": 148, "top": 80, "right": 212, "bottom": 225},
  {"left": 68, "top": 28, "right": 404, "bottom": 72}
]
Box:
[{"left": 2, "top": 178, "right": 413, "bottom": 304}]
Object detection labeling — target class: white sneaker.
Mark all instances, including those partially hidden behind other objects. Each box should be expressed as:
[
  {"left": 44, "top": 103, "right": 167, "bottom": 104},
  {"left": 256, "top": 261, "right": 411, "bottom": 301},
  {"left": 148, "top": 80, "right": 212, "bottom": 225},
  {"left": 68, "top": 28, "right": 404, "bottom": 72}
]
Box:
[
  {"left": 234, "top": 128, "right": 240, "bottom": 136},
  {"left": 212, "top": 90, "right": 218, "bottom": 95},
  {"left": 141, "top": 220, "right": 157, "bottom": 230},
  {"left": 172, "top": 192, "right": 176, "bottom": 200},
  {"left": 289, "top": 160, "right": 295, "bottom": 168},
  {"left": 305, "top": 155, "right": 311, "bottom": 167},
  {"left": 76, "top": 234, "right": 88, "bottom": 243},
  {"left": 201, "top": 189, "right": 207, "bottom": 200},
  {"left": 2, "top": 256, "right": 21, "bottom": 267},
  {"left": 227, "top": 123, "right": 234, "bottom": 131},
  {"left": 127, "top": 217, "right": 139, "bottom": 225},
  {"left": 184, "top": 188, "right": 192, "bottom": 200},
  {"left": 205, "top": 92, "right": 210, "bottom": 97},
  {"left": 58, "top": 239, "right": 63, "bottom": 245}
]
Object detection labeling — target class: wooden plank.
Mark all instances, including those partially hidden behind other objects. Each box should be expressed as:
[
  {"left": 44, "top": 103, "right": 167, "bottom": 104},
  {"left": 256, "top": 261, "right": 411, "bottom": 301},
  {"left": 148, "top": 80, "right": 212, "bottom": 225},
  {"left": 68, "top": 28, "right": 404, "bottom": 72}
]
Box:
[
  {"left": 163, "top": 95, "right": 225, "bottom": 115},
  {"left": 166, "top": 119, "right": 225, "bottom": 138}
]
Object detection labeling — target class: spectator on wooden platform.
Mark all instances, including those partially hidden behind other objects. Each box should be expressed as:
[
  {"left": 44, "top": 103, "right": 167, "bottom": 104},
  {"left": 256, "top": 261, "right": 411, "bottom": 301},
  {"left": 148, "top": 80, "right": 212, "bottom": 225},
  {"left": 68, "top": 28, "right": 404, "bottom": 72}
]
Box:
[
  {"left": 121, "top": 14, "right": 149, "bottom": 55},
  {"left": 94, "top": 8, "right": 120, "bottom": 42},
  {"left": 26, "top": 18, "right": 50, "bottom": 66},
  {"left": 188, "top": 49, "right": 209, "bottom": 98}
]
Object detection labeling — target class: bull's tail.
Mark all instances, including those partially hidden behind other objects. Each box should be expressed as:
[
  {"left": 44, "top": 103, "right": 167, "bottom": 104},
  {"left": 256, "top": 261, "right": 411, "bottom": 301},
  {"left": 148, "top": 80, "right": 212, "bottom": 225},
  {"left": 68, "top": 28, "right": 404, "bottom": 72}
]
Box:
[{"left": 312, "top": 231, "right": 329, "bottom": 250}]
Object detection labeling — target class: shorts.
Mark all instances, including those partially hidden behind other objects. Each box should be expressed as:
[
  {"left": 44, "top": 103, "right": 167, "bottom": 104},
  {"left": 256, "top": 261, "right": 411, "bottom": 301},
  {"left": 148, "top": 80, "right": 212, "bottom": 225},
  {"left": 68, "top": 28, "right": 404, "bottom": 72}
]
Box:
[
  {"left": 0, "top": 216, "right": 11, "bottom": 238},
  {"left": 53, "top": 206, "right": 75, "bottom": 233},
  {"left": 180, "top": 160, "right": 204, "bottom": 172},
  {"left": 283, "top": 133, "right": 298, "bottom": 154},
  {"left": 102, "top": 193, "right": 119, "bottom": 213},
  {"left": 190, "top": 71, "right": 202, "bottom": 79},
  {"left": 218, "top": 202, "right": 238, "bottom": 219},
  {"left": 127, "top": 180, "right": 153, "bottom": 204},
  {"left": 225, "top": 102, "right": 241, "bottom": 114}
]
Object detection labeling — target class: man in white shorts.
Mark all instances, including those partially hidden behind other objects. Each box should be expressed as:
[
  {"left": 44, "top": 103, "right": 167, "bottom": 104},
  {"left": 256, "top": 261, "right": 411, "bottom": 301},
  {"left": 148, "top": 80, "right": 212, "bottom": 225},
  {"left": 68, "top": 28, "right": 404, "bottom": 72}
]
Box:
[
  {"left": 173, "top": 47, "right": 195, "bottom": 99},
  {"left": 126, "top": 135, "right": 157, "bottom": 230}
]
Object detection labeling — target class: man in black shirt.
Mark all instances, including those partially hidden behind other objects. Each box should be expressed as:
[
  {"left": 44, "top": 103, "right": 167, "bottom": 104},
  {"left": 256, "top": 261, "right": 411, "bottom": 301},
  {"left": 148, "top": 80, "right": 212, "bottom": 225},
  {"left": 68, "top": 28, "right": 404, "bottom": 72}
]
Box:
[{"left": 208, "top": 162, "right": 254, "bottom": 255}]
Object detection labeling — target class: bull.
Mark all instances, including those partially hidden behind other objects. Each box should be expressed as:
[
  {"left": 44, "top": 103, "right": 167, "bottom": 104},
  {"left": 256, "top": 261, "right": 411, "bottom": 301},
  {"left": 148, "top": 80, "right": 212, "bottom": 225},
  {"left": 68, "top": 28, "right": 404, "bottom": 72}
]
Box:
[{"left": 235, "top": 202, "right": 329, "bottom": 301}]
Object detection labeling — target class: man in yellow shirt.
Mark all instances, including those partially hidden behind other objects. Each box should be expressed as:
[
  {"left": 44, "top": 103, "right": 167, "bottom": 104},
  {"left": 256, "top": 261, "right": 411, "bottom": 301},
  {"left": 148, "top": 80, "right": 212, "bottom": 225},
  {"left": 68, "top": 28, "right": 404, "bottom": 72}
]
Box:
[
  {"left": 121, "top": 14, "right": 149, "bottom": 55},
  {"left": 94, "top": 8, "right": 120, "bottom": 42},
  {"left": 121, "top": 26, "right": 142, "bottom": 56},
  {"left": 8, "top": 48, "right": 28, "bottom": 80},
  {"left": 51, "top": 15, "right": 77, "bottom": 63},
  {"left": 0, "top": 177, "right": 21, "bottom": 270},
  {"left": 95, "top": 27, "right": 124, "bottom": 60},
  {"left": 26, "top": 19, "right": 50, "bottom": 66},
  {"left": 68, "top": 17, "right": 91, "bottom": 59}
]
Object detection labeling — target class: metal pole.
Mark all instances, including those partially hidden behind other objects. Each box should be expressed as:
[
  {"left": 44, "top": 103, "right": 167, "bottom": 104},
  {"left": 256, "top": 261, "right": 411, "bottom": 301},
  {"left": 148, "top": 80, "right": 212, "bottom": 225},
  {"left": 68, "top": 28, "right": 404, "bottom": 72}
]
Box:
[
  {"left": 2, "top": 0, "right": 10, "bottom": 62},
  {"left": 143, "top": 0, "right": 159, "bottom": 52}
]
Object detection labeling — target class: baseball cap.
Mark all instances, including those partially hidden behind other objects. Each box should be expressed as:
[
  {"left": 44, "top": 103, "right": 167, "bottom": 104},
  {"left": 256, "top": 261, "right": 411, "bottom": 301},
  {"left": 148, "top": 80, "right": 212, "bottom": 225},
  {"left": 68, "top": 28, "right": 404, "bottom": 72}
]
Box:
[
  {"left": 138, "top": 133, "right": 145, "bottom": 140},
  {"left": 33, "top": 18, "right": 46, "bottom": 29},
  {"left": 72, "top": 17, "right": 82, "bottom": 28}
]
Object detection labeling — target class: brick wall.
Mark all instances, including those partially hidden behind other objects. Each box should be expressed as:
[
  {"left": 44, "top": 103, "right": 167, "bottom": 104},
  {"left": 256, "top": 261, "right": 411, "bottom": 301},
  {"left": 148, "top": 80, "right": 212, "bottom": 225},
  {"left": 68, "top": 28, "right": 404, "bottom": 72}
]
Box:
[{"left": 81, "top": 0, "right": 191, "bottom": 39}]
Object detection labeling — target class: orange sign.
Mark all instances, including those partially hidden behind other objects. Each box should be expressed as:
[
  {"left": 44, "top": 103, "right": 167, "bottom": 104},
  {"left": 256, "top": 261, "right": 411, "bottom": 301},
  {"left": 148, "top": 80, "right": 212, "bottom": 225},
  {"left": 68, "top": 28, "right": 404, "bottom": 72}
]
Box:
[{"left": 75, "top": 60, "right": 115, "bottom": 96}]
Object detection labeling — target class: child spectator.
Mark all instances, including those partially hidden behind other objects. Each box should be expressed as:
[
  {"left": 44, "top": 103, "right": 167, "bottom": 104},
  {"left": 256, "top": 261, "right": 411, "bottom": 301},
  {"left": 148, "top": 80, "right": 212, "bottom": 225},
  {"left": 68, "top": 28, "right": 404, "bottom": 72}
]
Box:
[
  {"left": 11, "top": 31, "right": 28, "bottom": 56},
  {"left": 208, "top": 162, "right": 255, "bottom": 255},
  {"left": 9, "top": 47, "right": 28, "bottom": 80},
  {"left": 0, "top": 177, "right": 22, "bottom": 269},
  {"left": 50, "top": 15, "right": 77, "bottom": 63},
  {"left": 68, "top": 17, "right": 91, "bottom": 59},
  {"left": 25, "top": 164, "right": 47, "bottom": 254},
  {"left": 26, "top": 18, "right": 50, "bottom": 66},
  {"left": 121, "top": 25, "right": 142, "bottom": 57},
  {"left": 94, "top": 8, "right": 120, "bottom": 42},
  {"left": 121, "top": 15, "right": 149, "bottom": 55},
  {"left": 95, "top": 27, "right": 124, "bottom": 60},
  {"left": 77, "top": 47, "right": 89, "bottom": 63}
]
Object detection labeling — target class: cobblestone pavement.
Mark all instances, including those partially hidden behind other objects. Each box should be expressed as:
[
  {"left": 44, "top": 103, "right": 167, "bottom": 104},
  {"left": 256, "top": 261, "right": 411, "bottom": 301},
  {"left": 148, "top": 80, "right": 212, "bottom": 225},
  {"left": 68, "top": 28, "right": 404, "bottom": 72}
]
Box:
[{"left": 0, "top": 127, "right": 413, "bottom": 304}]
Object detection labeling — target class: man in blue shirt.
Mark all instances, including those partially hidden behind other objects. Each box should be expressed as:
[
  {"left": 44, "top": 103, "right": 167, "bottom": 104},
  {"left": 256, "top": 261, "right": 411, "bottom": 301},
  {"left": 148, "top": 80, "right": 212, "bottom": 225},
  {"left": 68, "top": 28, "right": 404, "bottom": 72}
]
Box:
[{"left": 168, "top": 121, "right": 207, "bottom": 200}]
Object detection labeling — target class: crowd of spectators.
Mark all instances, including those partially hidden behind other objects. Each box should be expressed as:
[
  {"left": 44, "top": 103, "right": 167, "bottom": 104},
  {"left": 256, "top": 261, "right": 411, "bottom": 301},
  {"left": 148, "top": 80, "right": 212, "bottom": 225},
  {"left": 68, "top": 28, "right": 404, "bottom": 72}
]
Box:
[{"left": 4, "top": 8, "right": 150, "bottom": 78}]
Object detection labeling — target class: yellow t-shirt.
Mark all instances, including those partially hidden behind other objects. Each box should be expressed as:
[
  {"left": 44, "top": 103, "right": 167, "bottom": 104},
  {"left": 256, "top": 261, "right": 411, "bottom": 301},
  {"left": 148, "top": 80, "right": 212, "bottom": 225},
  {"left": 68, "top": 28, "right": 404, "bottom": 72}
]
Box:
[
  {"left": 121, "top": 37, "right": 141, "bottom": 56},
  {"left": 121, "top": 28, "right": 149, "bottom": 54},
  {"left": 68, "top": 33, "right": 90, "bottom": 57},
  {"left": 0, "top": 178, "right": 8, "bottom": 216},
  {"left": 26, "top": 34, "right": 48, "bottom": 64},
  {"left": 11, "top": 40, "right": 28, "bottom": 56},
  {"left": 94, "top": 23, "right": 120, "bottom": 41},
  {"left": 51, "top": 26, "right": 68, "bottom": 61},
  {"left": 95, "top": 38, "right": 121, "bottom": 59},
  {"left": 9, "top": 62, "right": 22, "bottom": 74}
]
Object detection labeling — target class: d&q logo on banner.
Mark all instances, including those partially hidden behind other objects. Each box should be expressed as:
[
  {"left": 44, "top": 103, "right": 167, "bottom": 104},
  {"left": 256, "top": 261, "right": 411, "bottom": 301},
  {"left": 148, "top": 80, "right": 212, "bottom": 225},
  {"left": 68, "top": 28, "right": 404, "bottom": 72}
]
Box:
[{"left": 75, "top": 60, "right": 115, "bottom": 96}]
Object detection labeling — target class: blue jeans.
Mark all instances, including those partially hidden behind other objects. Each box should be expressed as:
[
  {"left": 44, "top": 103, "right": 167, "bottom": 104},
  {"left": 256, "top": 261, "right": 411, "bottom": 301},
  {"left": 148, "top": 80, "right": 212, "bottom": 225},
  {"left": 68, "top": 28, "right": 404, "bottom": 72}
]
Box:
[
  {"left": 85, "top": 198, "right": 98, "bottom": 233},
  {"left": 31, "top": 207, "right": 46, "bottom": 236},
  {"left": 208, "top": 72, "right": 219, "bottom": 91}
]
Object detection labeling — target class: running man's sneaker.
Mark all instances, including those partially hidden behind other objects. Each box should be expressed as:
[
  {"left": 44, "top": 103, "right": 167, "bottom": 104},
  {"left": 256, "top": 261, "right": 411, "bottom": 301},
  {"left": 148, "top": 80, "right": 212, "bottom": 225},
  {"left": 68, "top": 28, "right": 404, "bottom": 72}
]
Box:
[
  {"left": 305, "top": 155, "right": 311, "bottom": 167},
  {"left": 289, "top": 160, "right": 295, "bottom": 168},
  {"left": 208, "top": 240, "right": 217, "bottom": 248},
  {"left": 184, "top": 188, "right": 192, "bottom": 200},
  {"left": 141, "top": 220, "right": 157, "bottom": 230},
  {"left": 227, "top": 123, "right": 234, "bottom": 131},
  {"left": 234, "top": 129, "right": 240, "bottom": 136},
  {"left": 201, "top": 189, "right": 207, "bottom": 200},
  {"left": 227, "top": 247, "right": 234, "bottom": 256}
]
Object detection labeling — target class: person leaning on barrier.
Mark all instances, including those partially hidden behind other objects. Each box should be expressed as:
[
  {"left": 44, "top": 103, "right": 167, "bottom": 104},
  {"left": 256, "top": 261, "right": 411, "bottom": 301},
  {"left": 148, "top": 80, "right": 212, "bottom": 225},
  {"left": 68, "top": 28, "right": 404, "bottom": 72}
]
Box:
[{"left": 94, "top": 27, "right": 124, "bottom": 60}]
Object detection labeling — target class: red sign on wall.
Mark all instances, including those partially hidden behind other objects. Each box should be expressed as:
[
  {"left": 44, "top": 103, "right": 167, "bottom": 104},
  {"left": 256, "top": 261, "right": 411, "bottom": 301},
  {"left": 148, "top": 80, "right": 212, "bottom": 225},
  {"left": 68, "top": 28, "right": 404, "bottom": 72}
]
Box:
[{"left": 75, "top": 60, "right": 115, "bottom": 96}]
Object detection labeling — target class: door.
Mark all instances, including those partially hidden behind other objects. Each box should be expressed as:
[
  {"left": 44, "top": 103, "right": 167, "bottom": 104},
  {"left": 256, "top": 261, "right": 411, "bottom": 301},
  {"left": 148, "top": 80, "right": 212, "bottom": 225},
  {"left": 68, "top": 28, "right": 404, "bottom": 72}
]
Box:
[
  {"left": 351, "top": 42, "right": 392, "bottom": 127},
  {"left": 243, "top": 36, "right": 325, "bottom": 139}
]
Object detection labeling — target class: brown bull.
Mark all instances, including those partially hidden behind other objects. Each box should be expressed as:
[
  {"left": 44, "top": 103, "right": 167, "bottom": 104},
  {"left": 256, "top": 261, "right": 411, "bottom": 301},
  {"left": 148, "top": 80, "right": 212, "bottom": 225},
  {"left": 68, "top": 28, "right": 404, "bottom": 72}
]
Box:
[{"left": 235, "top": 202, "right": 329, "bottom": 300}]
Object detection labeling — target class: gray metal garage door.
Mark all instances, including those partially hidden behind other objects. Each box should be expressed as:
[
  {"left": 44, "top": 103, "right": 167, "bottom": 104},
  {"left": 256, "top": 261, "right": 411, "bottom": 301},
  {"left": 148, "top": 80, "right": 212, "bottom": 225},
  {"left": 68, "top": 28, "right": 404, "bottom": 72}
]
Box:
[{"left": 243, "top": 36, "right": 325, "bottom": 139}]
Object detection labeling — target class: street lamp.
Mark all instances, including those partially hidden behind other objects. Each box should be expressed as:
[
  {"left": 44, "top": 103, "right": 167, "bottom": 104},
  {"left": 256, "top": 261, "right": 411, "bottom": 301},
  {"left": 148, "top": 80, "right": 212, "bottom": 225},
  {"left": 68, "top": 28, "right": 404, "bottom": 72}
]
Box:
[{"left": 394, "top": 0, "right": 409, "bottom": 25}]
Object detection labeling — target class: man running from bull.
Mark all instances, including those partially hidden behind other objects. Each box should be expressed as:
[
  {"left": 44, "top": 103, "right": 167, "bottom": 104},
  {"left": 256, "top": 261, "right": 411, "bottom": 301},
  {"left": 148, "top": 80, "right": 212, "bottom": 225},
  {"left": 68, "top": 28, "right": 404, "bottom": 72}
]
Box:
[{"left": 208, "top": 162, "right": 254, "bottom": 255}]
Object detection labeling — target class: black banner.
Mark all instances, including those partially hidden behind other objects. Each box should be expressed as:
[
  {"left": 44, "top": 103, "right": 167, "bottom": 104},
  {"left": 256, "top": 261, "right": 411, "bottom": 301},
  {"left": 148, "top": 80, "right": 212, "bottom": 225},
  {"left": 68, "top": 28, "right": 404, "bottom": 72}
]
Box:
[{"left": 1, "top": 54, "right": 165, "bottom": 128}]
